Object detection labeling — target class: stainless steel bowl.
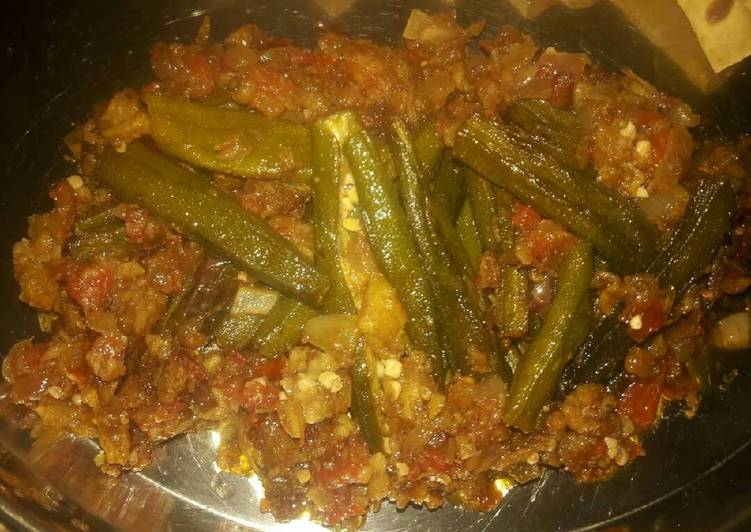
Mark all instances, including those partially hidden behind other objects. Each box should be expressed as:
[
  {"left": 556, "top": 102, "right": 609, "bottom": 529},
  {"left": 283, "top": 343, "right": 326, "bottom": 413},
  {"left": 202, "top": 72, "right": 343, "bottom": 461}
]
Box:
[{"left": 1, "top": 1, "right": 751, "bottom": 530}]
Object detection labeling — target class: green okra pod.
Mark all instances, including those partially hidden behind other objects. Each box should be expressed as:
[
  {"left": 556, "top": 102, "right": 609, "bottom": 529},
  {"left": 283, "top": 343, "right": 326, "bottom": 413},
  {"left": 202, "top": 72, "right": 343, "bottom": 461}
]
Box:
[
  {"left": 413, "top": 116, "right": 444, "bottom": 174},
  {"left": 506, "top": 99, "right": 583, "bottom": 157},
  {"left": 313, "top": 113, "right": 386, "bottom": 449},
  {"left": 345, "top": 129, "right": 447, "bottom": 383},
  {"left": 350, "top": 336, "right": 385, "bottom": 453},
  {"left": 561, "top": 176, "right": 735, "bottom": 390},
  {"left": 505, "top": 242, "right": 593, "bottom": 431},
  {"left": 498, "top": 266, "right": 529, "bottom": 339},
  {"left": 74, "top": 206, "right": 122, "bottom": 235},
  {"left": 427, "top": 200, "right": 474, "bottom": 280},
  {"left": 311, "top": 112, "right": 361, "bottom": 314},
  {"left": 466, "top": 168, "right": 513, "bottom": 255},
  {"left": 454, "top": 116, "right": 656, "bottom": 274},
  {"left": 68, "top": 226, "right": 130, "bottom": 261},
  {"left": 432, "top": 152, "right": 465, "bottom": 223},
  {"left": 216, "top": 314, "right": 265, "bottom": 349},
  {"left": 252, "top": 296, "right": 318, "bottom": 358},
  {"left": 94, "top": 142, "right": 329, "bottom": 306},
  {"left": 391, "top": 120, "right": 509, "bottom": 379},
  {"left": 651, "top": 176, "right": 735, "bottom": 290},
  {"left": 456, "top": 200, "right": 483, "bottom": 272},
  {"left": 144, "top": 93, "right": 311, "bottom": 179}
]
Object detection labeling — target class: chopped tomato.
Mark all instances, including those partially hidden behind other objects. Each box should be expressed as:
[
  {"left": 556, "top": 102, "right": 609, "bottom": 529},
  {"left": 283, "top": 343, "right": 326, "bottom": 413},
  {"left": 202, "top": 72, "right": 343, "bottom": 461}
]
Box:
[
  {"left": 123, "top": 206, "right": 167, "bottom": 247},
  {"left": 318, "top": 439, "right": 371, "bottom": 489},
  {"left": 150, "top": 43, "right": 220, "bottom": 100},
  {"left": 133, "top": 400, "right": 188, "bottom": 432},
  {"left": 533, "top": 63, "right": 575, "bottom": 108},
  {"left": 239, "top": 378, "right": 279, "bottom": 413},
  {"left": 512, "top": 202, "right": 541, "bottom": 232},
  {"left": 662, "top": 374, "right": 699, "bottom": 401},
  {"left": 619, "top": 382, "right": 661, "bottom": 429},
  {"left": 478, "top": 40, "right": 494, "bottom": 55},
  {"left": 222, "top": 348, "right": 248, "bottom": 369},
  {"left": 297, "top": 49, "right": 336, "bottom": 72},
  {"left": 634, "top": 108, "right": 663, "bottom": 127},
  {"left": 180, "top": 356, "right": 208, "bottom": 383},
  {"left": 142, "top": 81, "right": 159, "bottom": 93},
  {"left": 185, "top": 54, "right": 218, "bottom": 95},
  {"left": 216, "top": 375, "right": 245, "bottom": 404},
  {"left": 549, "top": 71, "right": 575, "bottom": 108},
  {"left": 253, "top": 64, "right": 296, "bottom": 95},
  {"left": 320, "top": 488, "right": 368, "bottom": 526},
  {"left": 144, "top": 250, "right": 185, "bottom": 295},
  {"left": 476, "top": 253, "right": 502, "bottom": 290},
  {"left": 528, "top": 221, "right": 575, "bottom": 261},
  {"left": 411, "top": 445, "right": 460, "bottom": 479},
  {"left": 4, "top": 340, "right": 50, "bottom": 379},
  {"left": 250, "top": 357, "right": 286, "bottom": 382},
  {"left": 65, "top": 363, "right": 91, "bottom": 387},
  {"left": 516, "top": 219, "right": 576, "bottom": 271},
  {"left": 650, "top": 128, "right": 671, "bottom": 161},
  {"left": 23, "top": 340, "right": 51, "bottom": 366},
  {"left": 472, "top": 476, "right": 504, "bottom": 512},
  {"left": 623, "top": 438, "right": 646, "bottom": 460},
  {"left": 65, "top": 262, "right": 115, "bottom": 310},
  {"left": 625, "top": 298, "right": 667, "bottom": 343}
]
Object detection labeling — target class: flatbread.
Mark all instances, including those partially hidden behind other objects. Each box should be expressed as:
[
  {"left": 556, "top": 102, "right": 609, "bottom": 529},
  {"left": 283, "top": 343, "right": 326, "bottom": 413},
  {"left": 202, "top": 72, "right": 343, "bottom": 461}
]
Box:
[
  {"left": 611, "top": 0, "right": 728, "bottom": 91},
  {"left": 677, "top": 0, "right": 751, "bottom": 72}
]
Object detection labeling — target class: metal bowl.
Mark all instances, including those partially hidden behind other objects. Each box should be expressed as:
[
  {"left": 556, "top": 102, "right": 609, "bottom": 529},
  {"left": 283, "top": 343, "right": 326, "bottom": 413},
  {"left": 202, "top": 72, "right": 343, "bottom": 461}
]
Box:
[{"left": 1, "top": 1, "right": 751, "bottom": 530}]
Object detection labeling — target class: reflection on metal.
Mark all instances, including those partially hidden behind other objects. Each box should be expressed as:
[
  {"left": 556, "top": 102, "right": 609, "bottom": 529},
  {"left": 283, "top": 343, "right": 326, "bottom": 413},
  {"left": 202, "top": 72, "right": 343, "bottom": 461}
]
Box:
[
  {"left": 2, "top": 1, "right": 751, "bottom": 531},
  {"left": 275, "top": 511, "right": 326, "bottom": 532},
  {"left": 210, "top": 430, "right": 222, "bottom": 450},
  {"left": 314, "top": 0, "right": 356, "bottom": 18}
]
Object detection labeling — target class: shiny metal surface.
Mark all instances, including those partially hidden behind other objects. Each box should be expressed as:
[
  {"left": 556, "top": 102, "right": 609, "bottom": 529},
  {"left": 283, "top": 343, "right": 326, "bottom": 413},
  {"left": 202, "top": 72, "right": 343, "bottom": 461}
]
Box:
[{"left": 1, "top": 1, "right": 751, "bottom": 531}]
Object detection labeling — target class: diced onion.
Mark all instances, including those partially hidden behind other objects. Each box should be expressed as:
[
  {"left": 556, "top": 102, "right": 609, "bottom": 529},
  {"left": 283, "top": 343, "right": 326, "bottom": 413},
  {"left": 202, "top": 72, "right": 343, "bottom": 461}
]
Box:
[
  {"left": 402, "top": 9, "right": 483, "bottom": 44},
  {"left": 230, "top": 284, "right": 279, "bottom": 317},
  {"left": 302, "top": 314, "right": 359, "bottom": 355},
  {"left": 403, "top": 10, "right": 460, "bottom": 43},
  {"left": 712, "top": 311, "right": 751, "bottom": 350}
]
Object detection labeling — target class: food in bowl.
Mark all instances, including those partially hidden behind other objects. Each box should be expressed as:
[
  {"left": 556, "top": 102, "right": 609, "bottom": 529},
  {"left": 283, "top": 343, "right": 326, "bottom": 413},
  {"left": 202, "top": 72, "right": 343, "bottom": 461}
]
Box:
[{"left": 2, "top": 10, "right": 750, "bottom": 527}]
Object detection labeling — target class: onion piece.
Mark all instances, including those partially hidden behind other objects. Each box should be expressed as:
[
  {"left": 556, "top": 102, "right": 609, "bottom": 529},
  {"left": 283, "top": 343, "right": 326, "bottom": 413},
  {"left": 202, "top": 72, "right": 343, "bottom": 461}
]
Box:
[
  {"left": 712, "top": 311, "right": 751, "bottom": 350},
  {"left": 402, "top": 9, "right": 483, "bottom": 45},
  {"left": 302, "top": 314, "right": 359, "bottom": 355},
  {"left": 230, "top": 284, "right": 279, "bottom": 317}
]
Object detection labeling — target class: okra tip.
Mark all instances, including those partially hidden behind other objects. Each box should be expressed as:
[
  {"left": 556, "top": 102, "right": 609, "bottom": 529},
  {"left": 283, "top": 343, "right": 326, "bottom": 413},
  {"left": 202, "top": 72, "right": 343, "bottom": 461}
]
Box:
[{"left": 316, "top": 111, "right": 363, "bottom": 145}]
